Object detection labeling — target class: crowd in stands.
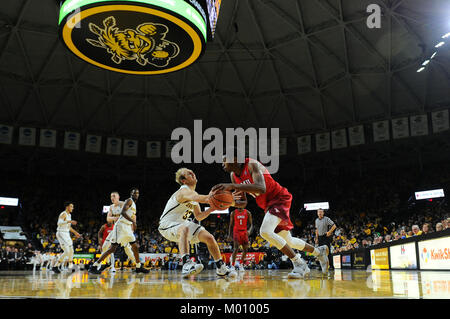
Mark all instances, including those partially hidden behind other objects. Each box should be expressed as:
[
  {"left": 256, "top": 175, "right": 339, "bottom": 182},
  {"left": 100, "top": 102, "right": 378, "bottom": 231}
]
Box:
[{"left": 1, "top": 159, "right": 449, "bottom": 270}]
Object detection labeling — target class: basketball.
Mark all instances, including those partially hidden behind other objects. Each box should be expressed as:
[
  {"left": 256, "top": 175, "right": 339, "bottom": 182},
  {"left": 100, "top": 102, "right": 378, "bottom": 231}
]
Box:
[{"left": 210, "top": 190, "right": 233, "bottom": 210}]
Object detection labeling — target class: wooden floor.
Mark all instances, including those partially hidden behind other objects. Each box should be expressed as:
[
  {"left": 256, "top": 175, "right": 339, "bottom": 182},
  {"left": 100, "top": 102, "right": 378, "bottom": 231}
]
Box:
[{"left": 0, "top": 268, "right": 449, "bottom": 299}]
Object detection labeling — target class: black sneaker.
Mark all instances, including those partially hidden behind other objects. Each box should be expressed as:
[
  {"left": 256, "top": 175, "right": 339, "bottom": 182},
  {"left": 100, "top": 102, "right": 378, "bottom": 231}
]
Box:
[
  {"left": 135, "top": 265, "right": 149, "bottom": 274},
  {"left": 52, "top": 266, "right": 60, "bottom": 274},
  {"left": 88, "top": 265, "right": 102, "bottom": 274}
]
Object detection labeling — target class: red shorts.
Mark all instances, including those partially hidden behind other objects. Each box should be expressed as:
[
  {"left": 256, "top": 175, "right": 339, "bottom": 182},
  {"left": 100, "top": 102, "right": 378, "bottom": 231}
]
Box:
[
  {"left": 233, "top": 230, "right": 249, "bottom": 245},
  {"left": 265, "top": 191, "right": 294, "bottom": 233}
]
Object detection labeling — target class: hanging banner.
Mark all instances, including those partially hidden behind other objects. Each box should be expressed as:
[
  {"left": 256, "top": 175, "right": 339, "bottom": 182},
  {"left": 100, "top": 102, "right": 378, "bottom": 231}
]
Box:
[
  {"left": 331, "top": 129, "right": 347, "bottom": 149},
  {"left": 106, "top": 137, "right": 122, "bottom": 155},
  {"left": 146, "top": 141, "right": 161, "bottom": 158},
  {"left": 64, "top": 131, "right": 80, "bottom": 150},
  {"left": 85, "top": 134, "right": 102, "bottom": 153},
  {"left": 315, "top": 132, "right": 330, "bottom": 152},
  {"left": 373, "top": 120, "right": 390, "bottom": 142},
  {"left": 431, "top": 109, "right": 449, "bottom": 133},
  {"left": 19, "top": 127, "right": 36, "bottom": 146},
  {"left": 297, "top": 135, "right": 311, "bottom": 154},
  {"left": 39, "top": 129, "right": 57, "bottom": 148},
  {"left": 392, "top": 117, "right": 409, "bottom": 139},
  {"left": 410, "top": 114, "right": 428, "bottom": 137},
  {"left": 0, "top": 125, "right": 13, "bottom": 145},
  {"left": 123, "top": 139, "right": 138, "bottom": 157},
  {"left": 279, "top": 137, "right": 287, "bottom": 156},
  {"left": 348, "top": 125, "right": 365, "bottom": 146}
]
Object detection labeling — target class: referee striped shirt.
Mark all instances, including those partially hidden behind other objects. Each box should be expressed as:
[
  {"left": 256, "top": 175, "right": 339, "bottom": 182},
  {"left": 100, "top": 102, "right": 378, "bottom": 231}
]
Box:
[{"left": 315, "top": 216, "right": 335, "bottom": 236}]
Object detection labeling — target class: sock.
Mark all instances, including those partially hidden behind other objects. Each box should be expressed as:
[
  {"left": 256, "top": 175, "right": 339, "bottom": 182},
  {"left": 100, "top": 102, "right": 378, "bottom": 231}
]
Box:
[
  {"left": 136, "top": 263, "right": 141, "bottom": 268},
  {"left": 215, "top": 259, "right": 224, "bottom": 269},
  {"left": 311, "top": 248, "right": 320, "bottom": 257},
  {"left": 68, "top": 263, "right": 73, "bottom": 269}
]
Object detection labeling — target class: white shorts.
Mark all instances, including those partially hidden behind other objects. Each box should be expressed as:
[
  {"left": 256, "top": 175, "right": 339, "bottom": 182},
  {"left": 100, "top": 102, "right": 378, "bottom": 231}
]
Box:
[
  {"left": 56, "top": 231, "right": 72, "bottom": 249},
  {"left": 111, "top": 221, "right": 136, "bottom": 246},
  {"left": 159, "top": 220, "right": 205, "bottom": 244}
]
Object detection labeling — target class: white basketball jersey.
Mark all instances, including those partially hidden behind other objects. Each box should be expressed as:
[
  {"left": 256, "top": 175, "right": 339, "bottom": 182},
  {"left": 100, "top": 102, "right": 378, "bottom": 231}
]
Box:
[
  {"left": 57, "top": 211, "right": 71, "bottom": 232},
  {"left": 110, "top": 201, "right": 124, "bottom": 220},
  {"left": 117, "top": 199, "right": 136, "bottom": 225},
  {"left": 159, "top": 185, "right": 198, "bottom": 226}
]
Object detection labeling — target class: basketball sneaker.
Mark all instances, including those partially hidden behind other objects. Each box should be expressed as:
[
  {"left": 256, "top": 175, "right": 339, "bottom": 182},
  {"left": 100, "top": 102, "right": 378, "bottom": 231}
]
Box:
[
  {"left": 288, "top": 259, "right": 309, "bottom": 279},
  {"left": 51, "top": 266, "right": 61, "bottom": 274},
  {"left": 182, "top": 260, "right": 204, "bottom": 278},
  {"left": 216, "top": 264, "right": 237, "bottom": 278},
  {"left": 110, "top": 266, "right": 116, "bottom": 273},
  {"left": 88, "top": 264, "right": 102, "bottom": 274},
  {"left": 135, "top": 264, "right": 149, "bottom": 274},
  {"left": 317, "top": 245, "right": 330, "bottom": 274}
]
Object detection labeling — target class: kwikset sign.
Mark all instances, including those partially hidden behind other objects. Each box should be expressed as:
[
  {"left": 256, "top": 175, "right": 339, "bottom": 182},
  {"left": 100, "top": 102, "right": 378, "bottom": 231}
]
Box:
[{"left": 58, "top": 0, "right": 221, "bottom": 74}]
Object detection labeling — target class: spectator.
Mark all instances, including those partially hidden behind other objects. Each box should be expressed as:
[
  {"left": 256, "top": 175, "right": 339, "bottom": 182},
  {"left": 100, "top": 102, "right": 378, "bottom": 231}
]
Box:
[
  {"left": 412, "top": 225, "right": 422, "bottom": 236},
  {"left": 422, "top": 223, "right": 431, "bottom": 235},
  {"left": 436, "top": 223, "right": 444, "bottom": 232}
]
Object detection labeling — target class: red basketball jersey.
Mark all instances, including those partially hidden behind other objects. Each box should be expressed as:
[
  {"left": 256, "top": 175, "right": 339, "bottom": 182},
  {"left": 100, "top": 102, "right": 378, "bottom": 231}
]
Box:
[
  {"left": 232, "top": 158, "right": 290, "bottom": 211},
  {"left": 233, "top": 209, "right": 249, "bottom": 232},
  {"left": 102, "top": 223, "right": 114, "bottom": 243}
]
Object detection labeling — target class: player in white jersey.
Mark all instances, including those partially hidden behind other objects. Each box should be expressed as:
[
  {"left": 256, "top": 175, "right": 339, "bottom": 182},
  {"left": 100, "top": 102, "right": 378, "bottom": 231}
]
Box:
[
  {"left": 52, "top": 201, "right": 81, "bottom": 274},
  {"left": 159, "top": 168, "right": 237, "bottom": 278},
  {"left": 99, "top": 192, "right": 135, "bottom": 272},
  {"left": 89, "top": 188, "right": 149, "bottom": 274}
]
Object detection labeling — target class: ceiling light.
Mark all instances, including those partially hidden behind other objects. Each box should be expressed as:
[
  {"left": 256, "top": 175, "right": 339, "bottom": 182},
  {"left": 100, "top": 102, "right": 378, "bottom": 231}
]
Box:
[
  {"left": 417, "top": 67, "right": 425, "bottom": 72},
  {"left": 422, "top": 60, "right": 430, "bottom": 66},
  {"left": 442, "top": 32, "right": 450, "bottom": 39},
  {"left": 430, "top": 52, "right": 437, "bottom": 59},
  {"left": 435, "top": 42, "right": 445, "bottom": 48}
]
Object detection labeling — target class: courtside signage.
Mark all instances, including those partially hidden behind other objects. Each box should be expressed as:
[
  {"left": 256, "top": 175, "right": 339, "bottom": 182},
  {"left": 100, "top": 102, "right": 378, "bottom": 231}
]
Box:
[
  {"left": 418, "top": 236, "right": 450, "bottom": 270},
  {"left": 0, "top": 197, "right": 19, "bottom": 206},
  {"left": 58, "top": 0, "right": 207, "bottom": 74},
  {"left": 389, "top": 242, "right": 417, "bottom": 269},
  {"left": 370, "top": 247, "right": 389, "bottom": 270}
]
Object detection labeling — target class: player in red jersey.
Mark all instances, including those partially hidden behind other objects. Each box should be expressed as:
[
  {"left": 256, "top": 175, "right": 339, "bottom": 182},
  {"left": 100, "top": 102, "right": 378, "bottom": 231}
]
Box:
[
  {"left": 98, "top": 222, "right": 115, "bottom": 263},
  {"left": 228, "top": 208, "right": 253, "bottom": 271},
  {"left": 213, "top": 152, "right": 330, "bottom": 278}
]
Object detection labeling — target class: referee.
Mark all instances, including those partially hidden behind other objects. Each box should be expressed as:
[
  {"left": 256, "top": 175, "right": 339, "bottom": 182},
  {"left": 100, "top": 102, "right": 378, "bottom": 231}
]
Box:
[{"left": 315, "top": 209, "right": 336, "bottom": 270}]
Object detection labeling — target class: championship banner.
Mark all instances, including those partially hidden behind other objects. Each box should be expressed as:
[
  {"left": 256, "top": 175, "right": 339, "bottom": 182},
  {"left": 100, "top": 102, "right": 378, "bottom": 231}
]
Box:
[
  {"left": 39, "top": 129, "right": 57, "bottom": 148},
  {"left": 315, "top": 132, "right": 330, "bottom": 152},
  {"left": 431, "top": 109, "right": 449, "bottom": 133},
  {"left": 392, "top": 117, "right": 409, "bottom": 139},
  {"left": 331, "top": 129, "right": 347, "bottom": 149},
  {"left": 63, "top": 131, "right": 80, "bottom": 150},
  {"left": 18, "top": 127, "right": 36, "bottom": 146},
  {"left": 85, "top": 134, "right": 102, "bottom": 153},
  {"left": 58, "top": 0, "right": 211, "bottom": 75},
  {"left": 146, "top": 141, "right": 161, "bottom": 158},
  {"left": 0, "top": 125, "right": 13, "bottom": 145},
  {"left": 373, "top": 120, "right": 390, "bottom": 142},
  {"left": 297, "top": 135, "right": 311, "bottom": 154},
  {"left": 221, "top": 252, "right": 265, "bottom": 265},
  {"left": 348, "top": 125, "right": 365, "bottom": 146},
  {"left": 279, "top": 137, "right": 287, "bottom": 156},
  {"left": 123, "top": 139, "right": 138, "bottom": 157},
  {"left": 106, "top": 137, "right": 122, "bottom": 155},
  {"left": 410, "top": 114, "right": 429, "bottom": 137}
]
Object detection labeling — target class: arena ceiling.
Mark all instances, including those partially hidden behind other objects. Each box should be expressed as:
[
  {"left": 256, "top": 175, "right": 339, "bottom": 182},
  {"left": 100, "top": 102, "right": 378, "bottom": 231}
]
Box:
[{"left": 0, "top": 0, "right": 449, "bottom": 141}]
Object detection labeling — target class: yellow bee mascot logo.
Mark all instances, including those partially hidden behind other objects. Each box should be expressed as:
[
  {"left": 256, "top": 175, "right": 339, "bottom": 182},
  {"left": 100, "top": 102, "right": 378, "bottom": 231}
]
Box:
[{"left": 86, "top": 16, "right": 180, "bottom": 68}]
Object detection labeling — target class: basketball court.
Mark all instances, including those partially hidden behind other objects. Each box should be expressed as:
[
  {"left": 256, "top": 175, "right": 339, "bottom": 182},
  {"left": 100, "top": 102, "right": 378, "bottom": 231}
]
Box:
[{"left": 0, "top": 269, "right": 448, "bottom": 299}]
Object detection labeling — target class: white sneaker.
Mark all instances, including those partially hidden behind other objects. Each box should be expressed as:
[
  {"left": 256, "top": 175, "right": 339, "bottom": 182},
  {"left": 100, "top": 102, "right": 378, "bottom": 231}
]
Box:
[
  {"left": 317, "top": 245, "right": 330, "bottom": 274},
  {"left": 216, "top": 264, "right": 237, "bottom": 278},
  {"left": 238, "top": 264, "right": 245, "bottom": 272},
  {"left": 182, "top": 260, "right": 204, "bottom": 278},
  {"left": 110, "top": 267, "right": 116, "bottom": 273},
  {"left": 288, "top": 258, "right": 310, "bottom": 279},
  {"left": 229, "top": 265, "right": 236, "bottom": 271}
]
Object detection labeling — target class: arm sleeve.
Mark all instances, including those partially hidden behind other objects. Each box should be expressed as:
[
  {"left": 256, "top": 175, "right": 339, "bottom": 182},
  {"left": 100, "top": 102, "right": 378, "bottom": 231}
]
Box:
[{"left": 57, "top": 213, "right": 67, "bottom": 226}]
